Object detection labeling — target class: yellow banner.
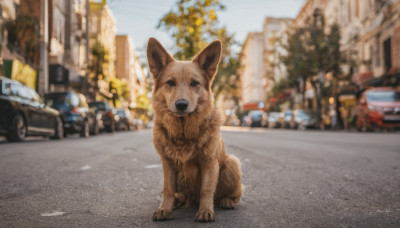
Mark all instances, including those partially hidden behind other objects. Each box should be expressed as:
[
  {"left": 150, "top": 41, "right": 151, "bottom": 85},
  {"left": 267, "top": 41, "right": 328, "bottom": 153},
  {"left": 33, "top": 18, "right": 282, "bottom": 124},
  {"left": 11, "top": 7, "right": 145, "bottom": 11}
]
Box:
[{"left": 11, "top": 60, "right": 37, "bottom": 90}]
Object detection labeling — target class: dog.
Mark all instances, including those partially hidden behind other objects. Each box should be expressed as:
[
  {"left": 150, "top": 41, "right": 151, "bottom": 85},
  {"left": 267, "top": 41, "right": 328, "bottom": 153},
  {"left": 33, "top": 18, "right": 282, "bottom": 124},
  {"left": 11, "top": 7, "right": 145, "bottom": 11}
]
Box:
[{"left": 147, "top": 37, "right": 242, "bottom": 222}]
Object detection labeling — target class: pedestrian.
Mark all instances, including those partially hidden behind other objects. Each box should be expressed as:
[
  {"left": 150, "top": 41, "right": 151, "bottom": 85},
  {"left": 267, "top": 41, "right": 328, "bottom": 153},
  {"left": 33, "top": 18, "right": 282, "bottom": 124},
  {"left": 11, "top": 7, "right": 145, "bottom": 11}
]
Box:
[
  {"left": 339, "top": 106, "right": 348, "bottom": 130},
  {"left": 330, "top": 107, "right": 337, "bottom": 130}
]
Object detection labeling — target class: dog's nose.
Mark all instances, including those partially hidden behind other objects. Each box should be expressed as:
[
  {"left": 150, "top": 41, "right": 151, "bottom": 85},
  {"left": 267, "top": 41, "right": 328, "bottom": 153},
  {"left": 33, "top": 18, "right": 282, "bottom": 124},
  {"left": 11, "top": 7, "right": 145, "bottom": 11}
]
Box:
[{"left": 175, "top": 99, "right": 189, "bottom": 111}]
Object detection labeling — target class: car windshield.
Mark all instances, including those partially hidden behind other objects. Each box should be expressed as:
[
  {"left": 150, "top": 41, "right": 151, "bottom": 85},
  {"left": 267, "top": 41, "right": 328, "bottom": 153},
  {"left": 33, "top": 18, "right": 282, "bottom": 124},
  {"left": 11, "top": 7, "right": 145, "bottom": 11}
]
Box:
[
  {"left": 117, "top": 110, "right": 126, "bottom": 116},
  {"left": 367, "top": 91, "right": 400, "bottom": 102},
  {"left": 44, "top": 93, "right": 67, "bottom": 107},
  {"left": 269, "top": 112, "right": 280, "bottom": 118},
  {"left": 89, "top": 102, "right": 109, "bottom": 111},
  {"left": 250, "top": 111, "right": 263, "bottom": 118},
  {"left": 296, "top": 110, "right": 308, "bottom": 118}
]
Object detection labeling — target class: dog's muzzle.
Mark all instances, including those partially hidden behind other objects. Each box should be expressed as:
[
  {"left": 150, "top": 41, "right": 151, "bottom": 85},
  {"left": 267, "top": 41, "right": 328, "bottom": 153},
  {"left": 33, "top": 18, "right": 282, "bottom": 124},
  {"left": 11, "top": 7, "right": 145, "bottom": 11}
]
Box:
[{"left": 175, "top": 99, "right": 189, "bottom": 111}]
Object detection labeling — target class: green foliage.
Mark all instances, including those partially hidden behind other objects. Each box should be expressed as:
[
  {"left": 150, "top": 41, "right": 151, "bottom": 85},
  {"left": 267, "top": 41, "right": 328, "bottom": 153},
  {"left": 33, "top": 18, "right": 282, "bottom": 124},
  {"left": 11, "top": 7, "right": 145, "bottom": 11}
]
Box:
[
  {"left": 89, "top": 41, "right": 108, "bottom": 79},
  {"left": 158, "top": 0, "right": 240, "bottom": 103},
  {"left": 282, "top": 11, "right": 343, "bottom": 111},
  {"left": 284, "top": 17, "right": 342, "bottom": 82},
  {"left": 1, "top": 13, "right": 40, "bottom": 65},
  {"left": 136, "top": 88, "right": 150, "bottom": 109},
  {"left": 271, "top": 78, "right": 287, "bottom": 96},
  {"left": 158, "top": 0, "right": 224, "bottom": 59}
]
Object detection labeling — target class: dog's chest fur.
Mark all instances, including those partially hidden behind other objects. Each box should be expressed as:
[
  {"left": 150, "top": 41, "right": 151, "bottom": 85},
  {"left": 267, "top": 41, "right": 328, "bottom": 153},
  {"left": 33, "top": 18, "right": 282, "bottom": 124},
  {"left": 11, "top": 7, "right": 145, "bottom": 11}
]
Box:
[{"left": 154, "top": 108, "right": 221, "bottom": 166}]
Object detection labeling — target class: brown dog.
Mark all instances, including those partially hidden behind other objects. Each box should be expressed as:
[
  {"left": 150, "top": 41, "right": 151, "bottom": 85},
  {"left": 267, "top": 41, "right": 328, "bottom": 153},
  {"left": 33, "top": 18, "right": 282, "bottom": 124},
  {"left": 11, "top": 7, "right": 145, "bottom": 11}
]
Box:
[{"left": 147, "top": 37, "right": 242, "bottom": 222}]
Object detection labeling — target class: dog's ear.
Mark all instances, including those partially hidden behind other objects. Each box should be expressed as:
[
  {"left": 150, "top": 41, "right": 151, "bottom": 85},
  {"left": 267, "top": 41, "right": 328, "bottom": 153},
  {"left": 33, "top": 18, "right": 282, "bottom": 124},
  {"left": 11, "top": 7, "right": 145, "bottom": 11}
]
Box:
[
  {"left": 192, "top": 40, "right": 222, "bottom": 81},
  {"left": 147, "top": 37, "right": 174, "bottom": 78}
]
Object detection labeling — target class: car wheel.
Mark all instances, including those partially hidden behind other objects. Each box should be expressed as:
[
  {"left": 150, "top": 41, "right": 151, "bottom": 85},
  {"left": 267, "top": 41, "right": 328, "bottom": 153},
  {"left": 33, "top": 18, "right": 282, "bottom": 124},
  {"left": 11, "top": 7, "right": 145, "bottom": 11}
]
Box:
[
  {"left": 106, "top": 121, "right": 115, "bottom": 133},
  {"left": 80, "top": 121, "right": 90, "bottom": 138},
  {"left": 50, "top": 117, "right": 64, "bottom": 140},
  {"left": 6, "top": 113, "right": 26, "bottom": 142}
]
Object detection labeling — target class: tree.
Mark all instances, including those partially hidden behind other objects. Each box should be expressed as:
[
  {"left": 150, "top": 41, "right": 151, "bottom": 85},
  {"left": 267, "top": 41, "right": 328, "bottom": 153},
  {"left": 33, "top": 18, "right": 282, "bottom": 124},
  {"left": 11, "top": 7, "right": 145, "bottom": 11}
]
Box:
[
  {"left": 282, "top": 9, "right": 342, "bottom": 114},
  {"left": 1, "top": 13, "right": 40, "bottom": 65},
  {"left": 158, "top": 0, "right": 240, "bottom": 103},
  {"left": 88, "top": 41, "right": 108, "bottom": 101}
]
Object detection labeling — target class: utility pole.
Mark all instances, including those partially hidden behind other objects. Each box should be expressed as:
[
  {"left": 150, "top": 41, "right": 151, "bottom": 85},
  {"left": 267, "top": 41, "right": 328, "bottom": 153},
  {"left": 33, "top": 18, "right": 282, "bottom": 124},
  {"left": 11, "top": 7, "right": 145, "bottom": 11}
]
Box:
[{"left": 38, "top": 0, "right": 49, "bottom": 95}]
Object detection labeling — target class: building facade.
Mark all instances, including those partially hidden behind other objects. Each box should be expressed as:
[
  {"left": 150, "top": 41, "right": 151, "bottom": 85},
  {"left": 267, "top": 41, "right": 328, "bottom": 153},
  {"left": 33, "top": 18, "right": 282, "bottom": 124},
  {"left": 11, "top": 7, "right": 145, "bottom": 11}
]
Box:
[
  {"left": 263, "top": 17, "right": 293, "bottom": 92},
  {"left": 116, "top": 35, "right": 146, "bottom": 108},
  {"left": 64, "top": 0, "right": 89, "bottom": 85},
  {"left": 239, "top": 32, "right": 265, "bottom": 110},
  {"left": 89, "top": 0, "right": 116, "bottom": 80},
  {"left": 239, "top": 17, "right": 293, "bottom": 111},
  {"left": 296, "top": 0, "right": 400, "bottom": 86}
]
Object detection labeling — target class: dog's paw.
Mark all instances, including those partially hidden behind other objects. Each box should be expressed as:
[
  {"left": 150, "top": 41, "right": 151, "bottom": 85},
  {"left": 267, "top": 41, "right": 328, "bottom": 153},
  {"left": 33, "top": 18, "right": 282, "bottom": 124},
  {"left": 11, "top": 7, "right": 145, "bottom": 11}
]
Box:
[
  {"left": 153, "top": 208, "right": 172, "bottom": 221},
  {"left": 195, "top": 209, "right": 215, "bottom": 222},
  {"left": 219, "top": 198, "right": 236, "bottom": 209}
]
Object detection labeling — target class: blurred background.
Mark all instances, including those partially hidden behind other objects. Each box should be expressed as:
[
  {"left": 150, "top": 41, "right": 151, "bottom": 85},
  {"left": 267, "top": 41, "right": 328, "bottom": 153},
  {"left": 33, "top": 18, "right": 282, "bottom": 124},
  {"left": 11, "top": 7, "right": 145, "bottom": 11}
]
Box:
[
  {"left": 1, "top": 0, "right": 399, "bottom": 142},
  {"left": 1, "top": 1, "right": 400, "bottom": 226}
]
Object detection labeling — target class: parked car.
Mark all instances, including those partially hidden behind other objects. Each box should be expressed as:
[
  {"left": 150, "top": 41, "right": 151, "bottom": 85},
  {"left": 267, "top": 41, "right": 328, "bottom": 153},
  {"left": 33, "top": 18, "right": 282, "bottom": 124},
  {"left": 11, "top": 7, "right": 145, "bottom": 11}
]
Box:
[
  {"left": 115, "top": 109, "right": 131, "bottom": 131},
  {"left": 283, "top": 110, "right": 293, "bottom": 128},
  {"left": 45, "top": 92, "right": 99, "bottom": 137},
  {"left": 249, "top": 110, "right": 267, "bottom": 127},
  {"left": 88, "top": 101, "right": 116, "bottom": 133},
  {"left": 357, "top": 87, "right": 400, "bottom": 131},
  {"left": 267, "top": 112, "right": 281, "bottom": 128},
  {"left": 291, "top": 109, "right": 319, "bottom": 129},
  {"left": 0, "top": 77, "right": 63, "bottom": 141}
]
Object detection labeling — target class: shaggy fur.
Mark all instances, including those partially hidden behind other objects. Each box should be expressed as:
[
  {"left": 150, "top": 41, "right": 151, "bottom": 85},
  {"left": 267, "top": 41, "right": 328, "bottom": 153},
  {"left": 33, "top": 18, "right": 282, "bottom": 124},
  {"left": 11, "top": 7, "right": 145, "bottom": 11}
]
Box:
[{"left": 147, "top": 37, "right": 242, "bottom": 222}]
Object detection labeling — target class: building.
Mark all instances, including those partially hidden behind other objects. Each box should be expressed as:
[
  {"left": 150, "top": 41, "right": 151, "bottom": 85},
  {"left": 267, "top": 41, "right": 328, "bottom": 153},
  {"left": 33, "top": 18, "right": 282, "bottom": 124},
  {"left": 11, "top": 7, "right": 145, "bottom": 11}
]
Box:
[
  {"left": 1, "top": 0, "right": 38, "bottom": 90},
  {"left": 296, "top": 0, "right": 400, "bottom": 87},
  {"left": 47, "top": 0, "right": 90, "bottom": 92},
  {"left": 239, "top": 32, "right": 265, "bottom": 110},
  {"left": 239, "top": 17, "right": 293, "bottom": 111},
  {"left": 63, "top": 0, "right": 90, "bottom": 90},
  {"left": 116, "top": 35, "right": 146, "bottom": 108},
  {"left": 293, "top": 0, "right": 327, "bottom": 28},
  {"left": 262, "top": 17, "right": 293, "bottom": 108},
  {"left": 89, "top": 0, "right": 116, "bottom": 79},
  {"left": 88, "top": 0, "right": 117, "bottom": 100}
]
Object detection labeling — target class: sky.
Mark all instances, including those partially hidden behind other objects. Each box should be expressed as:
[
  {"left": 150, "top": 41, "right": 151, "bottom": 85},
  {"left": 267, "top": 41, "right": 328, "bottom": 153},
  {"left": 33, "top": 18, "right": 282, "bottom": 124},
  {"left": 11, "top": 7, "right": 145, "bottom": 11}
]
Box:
[{"left": 108, "top": 0, "right": 305, "bottom": 61}]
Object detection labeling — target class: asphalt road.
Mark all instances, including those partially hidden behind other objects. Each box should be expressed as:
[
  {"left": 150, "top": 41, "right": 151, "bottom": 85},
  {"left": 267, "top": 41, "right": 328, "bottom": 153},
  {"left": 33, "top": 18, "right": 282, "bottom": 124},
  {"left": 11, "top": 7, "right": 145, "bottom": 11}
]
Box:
[{"left": 0, "top": 128, "right": 399, "bottom": 227}]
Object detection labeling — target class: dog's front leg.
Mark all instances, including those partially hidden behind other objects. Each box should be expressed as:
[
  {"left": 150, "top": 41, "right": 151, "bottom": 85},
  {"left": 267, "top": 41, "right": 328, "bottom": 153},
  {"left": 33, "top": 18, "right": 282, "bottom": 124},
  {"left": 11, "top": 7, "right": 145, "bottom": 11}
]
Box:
[
  {"left": 196, "top": 159, "right": 219, "bottom": 222},
  {"left": 153, "top": 157, "right": 176, "bottom": 221}
]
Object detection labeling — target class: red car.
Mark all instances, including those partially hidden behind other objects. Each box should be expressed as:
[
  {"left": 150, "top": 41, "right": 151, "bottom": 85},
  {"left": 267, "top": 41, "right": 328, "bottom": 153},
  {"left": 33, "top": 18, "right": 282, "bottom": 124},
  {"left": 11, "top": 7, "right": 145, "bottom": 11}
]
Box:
[{"left": 357, "top": 87, "right": 400, "bottom": 131}]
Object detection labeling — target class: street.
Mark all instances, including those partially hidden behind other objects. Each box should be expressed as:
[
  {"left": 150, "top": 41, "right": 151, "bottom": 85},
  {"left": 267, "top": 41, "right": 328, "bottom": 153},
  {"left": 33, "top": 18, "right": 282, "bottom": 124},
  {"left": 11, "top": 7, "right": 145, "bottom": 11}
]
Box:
[{"left": 0, "top": 128, "right": 400, "bottom": 227}]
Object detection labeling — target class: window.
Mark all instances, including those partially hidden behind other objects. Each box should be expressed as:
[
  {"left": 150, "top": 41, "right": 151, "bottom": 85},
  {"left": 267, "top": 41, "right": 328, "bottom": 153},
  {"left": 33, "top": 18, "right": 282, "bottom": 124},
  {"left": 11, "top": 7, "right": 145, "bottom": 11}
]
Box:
[
  {"left": 70, "top": 93, "right": 80, "bottom": 107},
  {"left": 383, "top": 38, "right": 392, "bottom": 71},
  {"left": 375, "top": 35, "right": 380, "bottom": 67}
]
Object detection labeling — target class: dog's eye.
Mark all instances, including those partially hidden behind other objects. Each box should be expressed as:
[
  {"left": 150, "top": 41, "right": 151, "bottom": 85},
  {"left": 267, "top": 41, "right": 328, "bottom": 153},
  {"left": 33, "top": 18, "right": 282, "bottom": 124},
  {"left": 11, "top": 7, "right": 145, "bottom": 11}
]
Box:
[
  {"left": 167, "top": 80, "right": 176, "bottom": 86},
  {"left": 190, "top": 81, "right": 199, "bottom": 87}
]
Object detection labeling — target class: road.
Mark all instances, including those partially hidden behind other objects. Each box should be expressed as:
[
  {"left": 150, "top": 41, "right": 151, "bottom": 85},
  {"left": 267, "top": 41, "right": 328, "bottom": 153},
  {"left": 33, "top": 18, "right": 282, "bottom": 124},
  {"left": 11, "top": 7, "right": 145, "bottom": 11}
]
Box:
[{"left": 0, "top": 128, "right": 400, "bottom": 227}]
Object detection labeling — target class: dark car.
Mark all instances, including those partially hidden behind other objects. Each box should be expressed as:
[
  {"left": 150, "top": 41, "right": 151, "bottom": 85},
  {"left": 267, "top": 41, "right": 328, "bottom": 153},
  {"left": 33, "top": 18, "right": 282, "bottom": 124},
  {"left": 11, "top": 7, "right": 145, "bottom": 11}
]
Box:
[
  {"left": 45, "top": 92, "right": 99, "bottom": 137},
  {"left": 115, "top": 109, "right": 131, "bottom": 131},
  {"left": 249, "top": 110, "right": 267, "bottom": 127},
  {"left": 0, "top": 77, "right": 63, "bottom": 141},
  {"left": 88, "top": 101, "right": 116, "bottom": 133}
]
